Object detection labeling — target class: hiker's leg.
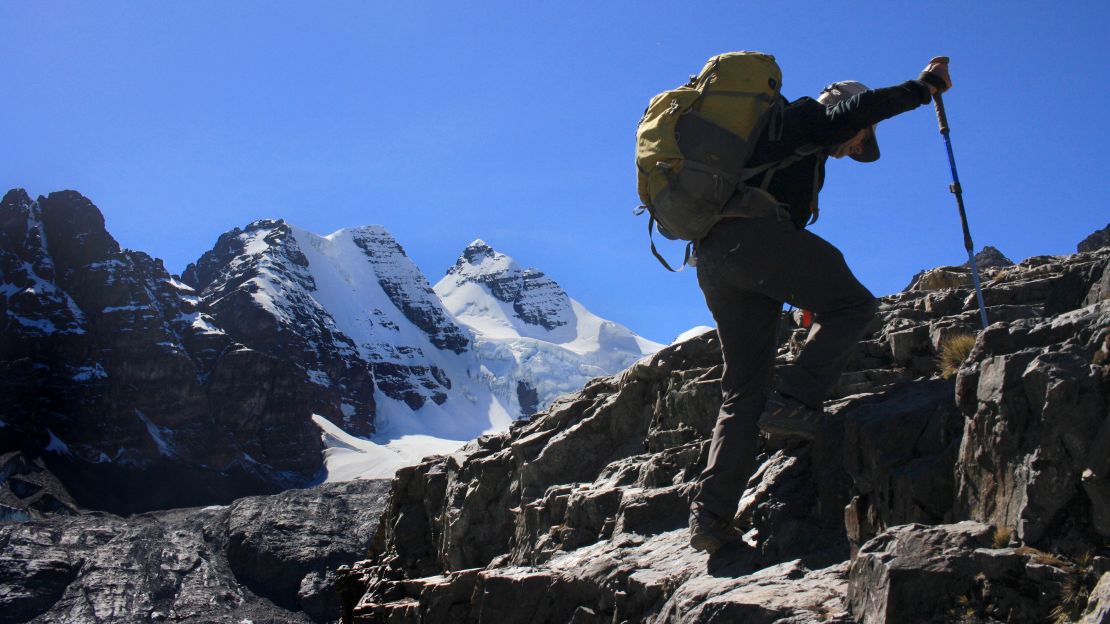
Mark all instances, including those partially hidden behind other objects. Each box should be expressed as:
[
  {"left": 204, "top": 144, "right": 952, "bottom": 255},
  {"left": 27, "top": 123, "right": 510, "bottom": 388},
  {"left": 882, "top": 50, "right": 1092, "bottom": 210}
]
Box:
[
  {"left": 691, "top": 231, "right": 783, "bottom": 520},
  {"left": 764, "top": 230, "right": 876, "bottom": 407},
  {"left": 702, "top": 218, "right": 878, "bottom": 410}
]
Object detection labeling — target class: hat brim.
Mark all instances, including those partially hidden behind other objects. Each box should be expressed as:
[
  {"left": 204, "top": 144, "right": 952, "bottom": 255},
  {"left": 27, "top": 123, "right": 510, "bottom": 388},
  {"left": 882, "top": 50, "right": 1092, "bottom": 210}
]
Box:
[{"left": 850, "top": 126, "right": 880, "bottom": 163}]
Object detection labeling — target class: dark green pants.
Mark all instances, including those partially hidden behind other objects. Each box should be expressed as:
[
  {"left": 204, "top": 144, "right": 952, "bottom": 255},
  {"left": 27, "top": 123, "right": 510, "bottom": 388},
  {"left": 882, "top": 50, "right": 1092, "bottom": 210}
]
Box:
[{"left": 691, "top": 215, "right": 878, "bottom": 520}]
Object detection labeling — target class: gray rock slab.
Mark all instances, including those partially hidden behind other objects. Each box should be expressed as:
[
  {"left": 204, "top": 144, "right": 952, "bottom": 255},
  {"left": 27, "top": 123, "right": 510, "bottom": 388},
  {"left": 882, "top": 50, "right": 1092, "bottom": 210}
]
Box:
[{"left": 0, "top": 479, "right": 390, "bottom": 624}]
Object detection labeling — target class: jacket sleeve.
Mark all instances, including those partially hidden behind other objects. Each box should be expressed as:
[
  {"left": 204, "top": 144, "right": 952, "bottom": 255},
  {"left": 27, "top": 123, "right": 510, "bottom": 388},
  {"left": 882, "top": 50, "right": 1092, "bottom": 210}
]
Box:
[
  {"left": 757, "top": 80, "right": 933, "bottom": 161},
  {"left": 818, "top": 80, "right": 933, "bottom": 144}
]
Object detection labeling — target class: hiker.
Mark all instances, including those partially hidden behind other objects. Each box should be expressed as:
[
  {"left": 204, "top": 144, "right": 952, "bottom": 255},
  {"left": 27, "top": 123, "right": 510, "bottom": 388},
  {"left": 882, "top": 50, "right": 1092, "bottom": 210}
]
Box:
[{"left": 685, "top": 58, "right": 953, "bottom": 554}]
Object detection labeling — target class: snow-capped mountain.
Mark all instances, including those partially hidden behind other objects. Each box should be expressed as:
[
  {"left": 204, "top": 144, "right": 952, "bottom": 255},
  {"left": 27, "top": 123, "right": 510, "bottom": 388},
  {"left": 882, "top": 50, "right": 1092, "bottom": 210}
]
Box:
[
  {"left": 436, "top": 240, "right": 663, "bottom": 416},
  {"left": 1, "top": 189, "right": 663, "bottom": 510},
  {"left": 182, "top": 219, "right": 514, "bottom": 443},
  {"left": 181, "top": 224, "right": 663, "bottom": 480}
]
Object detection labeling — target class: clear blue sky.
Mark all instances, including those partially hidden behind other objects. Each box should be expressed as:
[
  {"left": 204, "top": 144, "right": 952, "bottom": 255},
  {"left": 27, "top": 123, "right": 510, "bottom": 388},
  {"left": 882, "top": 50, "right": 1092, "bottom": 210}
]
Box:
[{"left": 4, "top": 1, "right": 1108, "bottom": 344}]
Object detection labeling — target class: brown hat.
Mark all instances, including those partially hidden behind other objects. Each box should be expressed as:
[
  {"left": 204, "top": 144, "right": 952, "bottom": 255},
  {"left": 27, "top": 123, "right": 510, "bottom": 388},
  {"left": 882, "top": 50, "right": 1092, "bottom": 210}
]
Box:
[{"left": 817, "top": 81, "right": 880, "bottom": 162}]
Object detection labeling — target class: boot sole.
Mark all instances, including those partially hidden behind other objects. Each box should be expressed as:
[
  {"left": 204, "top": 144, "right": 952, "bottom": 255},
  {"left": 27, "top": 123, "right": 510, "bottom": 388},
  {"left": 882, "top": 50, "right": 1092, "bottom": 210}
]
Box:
[{"left": 690, "top": 533, "right": 722, "bottom": 554}]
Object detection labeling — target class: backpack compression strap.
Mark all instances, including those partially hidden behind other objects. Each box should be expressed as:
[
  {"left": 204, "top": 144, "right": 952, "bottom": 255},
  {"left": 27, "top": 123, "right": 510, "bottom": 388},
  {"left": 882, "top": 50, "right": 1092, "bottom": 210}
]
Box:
[{"left": 635, "top": 205, "right": 694, "bottom": 273}]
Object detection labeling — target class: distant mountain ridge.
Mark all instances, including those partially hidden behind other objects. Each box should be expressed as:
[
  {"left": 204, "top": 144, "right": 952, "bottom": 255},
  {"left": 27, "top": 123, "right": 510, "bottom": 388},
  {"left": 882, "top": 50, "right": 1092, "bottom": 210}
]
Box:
[{"left": 0, "top": 188, "right": 662, "bottom": 514}]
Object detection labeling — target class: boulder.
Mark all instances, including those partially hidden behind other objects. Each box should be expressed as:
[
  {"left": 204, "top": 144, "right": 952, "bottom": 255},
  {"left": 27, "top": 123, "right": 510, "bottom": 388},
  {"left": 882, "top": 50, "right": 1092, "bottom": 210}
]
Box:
[
  {"left": 1079, "top": 223, "right": 1110, "bottom": 253},
  {"left": 848, "top": 522, "right": 1071, "bottom": 624}
]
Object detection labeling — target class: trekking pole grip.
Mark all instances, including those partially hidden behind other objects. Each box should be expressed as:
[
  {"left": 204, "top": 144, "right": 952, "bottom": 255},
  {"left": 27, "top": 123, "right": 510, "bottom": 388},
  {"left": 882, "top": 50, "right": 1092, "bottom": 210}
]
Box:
[
  {"left": 927, "top": 56, "right": 954, "bottom": 134},
  {"left": 933, "top": 92, "right": 950, "bottom": 135}
]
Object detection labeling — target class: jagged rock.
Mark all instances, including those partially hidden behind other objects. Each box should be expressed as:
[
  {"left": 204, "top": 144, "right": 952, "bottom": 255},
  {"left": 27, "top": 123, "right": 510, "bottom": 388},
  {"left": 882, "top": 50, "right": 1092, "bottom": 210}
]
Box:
[
  {"left": 224, "top": 480, "right": 391, "bottom": 620},
  {"left": 0, "top": 452, "right": 79, "bottom": 520},
  {"left": 904, "top": 265, "right": 973, "bottom": 292},
  {"left": 1082, "top": 572, "right": 1110, "bottom": 623},
  {"left": 848, "top": 522, "right": 1071, "bottom": 624},
  {"left": 955, "top": 302, "right": 1110, "bottom": 544},
  {"left": 1080, "top": 223, "right": 1110, "bottom": 253},
  {"left": 351, "top": 529, "right": 851, "bottom": 623},
  {"left": 838, "top": 380, "right": 963, "bottom": 553},
  {"left": 0, "top": 479, "right": 390, "bottom": 624},
  {"left": 967, "top": 245, "right": 1014, "bottom": 269}
]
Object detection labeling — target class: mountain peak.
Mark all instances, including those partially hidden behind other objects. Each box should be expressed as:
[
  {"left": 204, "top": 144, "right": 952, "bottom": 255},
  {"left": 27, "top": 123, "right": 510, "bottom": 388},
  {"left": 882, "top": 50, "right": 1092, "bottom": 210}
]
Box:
[
  {"left": 459, "top": 239, "right": 497, "bottom": 266},
  {"left": 447, "top": 239, "right": 524, "bottom": 279}
]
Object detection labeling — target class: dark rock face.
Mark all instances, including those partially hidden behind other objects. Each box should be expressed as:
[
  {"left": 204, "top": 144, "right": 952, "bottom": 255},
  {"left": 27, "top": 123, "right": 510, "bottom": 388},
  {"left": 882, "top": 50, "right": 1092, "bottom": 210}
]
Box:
[
  {"left": 1, "top": 191, "right": 325, "bottom": 514},
  {"left": 848, "top": 522, "right": 1074, "bottom": 624},
  {"left": 968, "top": 245, "right": 1014, "bottom": 269},
  {"left": 0, "top": 479, "right": 391, "bottom": 624},
  {"left": 350, "top": 228, "right": 469, "bottom": 354},
  {"left": 0, "top": 452, "right": 79, "bottom": 521},
  {"left": 445, "top": 240, "right": 572, "bottom": 331},
  {"left": 1079, "top": 223, "right": 1110, "bottom": 253},
  {"left": 183, "top": 218, "right": 380, "bottom": 433},
  {"left": 338, "top": 246, "right": 1110, "bottom": 622},
  {"left": 955, "top": 302, "right": 1110, "bottom": 546}
]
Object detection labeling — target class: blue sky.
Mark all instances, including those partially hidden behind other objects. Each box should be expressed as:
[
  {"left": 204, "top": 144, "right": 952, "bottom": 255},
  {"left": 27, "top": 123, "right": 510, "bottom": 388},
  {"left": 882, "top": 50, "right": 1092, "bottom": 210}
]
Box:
[{"left": 4, "top": 1, "right": 1108, "bottom": 344}]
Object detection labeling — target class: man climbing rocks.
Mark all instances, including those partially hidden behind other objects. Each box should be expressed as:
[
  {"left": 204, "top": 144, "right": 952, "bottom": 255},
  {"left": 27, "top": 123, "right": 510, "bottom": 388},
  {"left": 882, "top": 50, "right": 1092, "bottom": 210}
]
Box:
[{"left": 688, "top": 58, "right": 953, "bottom": 554}]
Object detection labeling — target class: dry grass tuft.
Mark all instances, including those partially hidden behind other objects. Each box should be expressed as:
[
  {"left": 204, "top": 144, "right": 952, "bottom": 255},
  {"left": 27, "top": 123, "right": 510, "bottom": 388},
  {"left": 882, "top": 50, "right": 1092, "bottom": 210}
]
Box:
[
  {"left": 938, "top": 333, "right": 977, "bottom": 379},
  {"left": 1051, "top": 574, "right": 1091, "bottom": 624},
  {"left": 991, "top": 526, "right": 1012, "bottom": 549}
]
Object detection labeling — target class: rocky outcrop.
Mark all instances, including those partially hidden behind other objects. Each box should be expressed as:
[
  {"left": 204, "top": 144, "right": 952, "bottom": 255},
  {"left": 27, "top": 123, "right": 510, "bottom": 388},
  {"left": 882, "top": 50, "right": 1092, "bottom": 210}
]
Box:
[
  {"left": 338, "top": 244, "right": 1110, "bottom": 622},
  {"left": 0, "top": 479, "right": 391, "bottom": 624},
  {"left": 968, "top": 245, "right": 1014, "bottom": 269},
  {"left": 1, "top": 190, "right": 324, "bottom": 513},
  {"left": 1079, "top": 223, "right": 1110, "bottom": 253},
  {"left": 0, "top": 452, "right": 79, "bottom": 521},
  {"left": 847, "top": 521, "right": 1099, "bottom": 624}
]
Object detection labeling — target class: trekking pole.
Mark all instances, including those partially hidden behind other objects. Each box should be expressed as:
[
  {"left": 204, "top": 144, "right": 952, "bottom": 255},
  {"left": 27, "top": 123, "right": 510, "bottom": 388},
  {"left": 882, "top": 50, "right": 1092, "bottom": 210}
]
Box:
[{"left": 931, "top": 57, "right": 989, "bottom": 329}]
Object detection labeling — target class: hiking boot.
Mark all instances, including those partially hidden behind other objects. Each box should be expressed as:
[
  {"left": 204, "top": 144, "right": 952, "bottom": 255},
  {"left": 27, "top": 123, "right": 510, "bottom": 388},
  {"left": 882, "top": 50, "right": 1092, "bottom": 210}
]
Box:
[
  {"left": 689, "top": 504, "right": 743, "bottom": 554},
  {"left": 757, "top": 391, "right": 823, "bottom": 440}
]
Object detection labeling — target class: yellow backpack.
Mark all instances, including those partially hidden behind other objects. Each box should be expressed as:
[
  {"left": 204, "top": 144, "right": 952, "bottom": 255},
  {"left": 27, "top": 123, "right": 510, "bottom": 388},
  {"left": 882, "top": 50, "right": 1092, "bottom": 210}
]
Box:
[{"left": 635, "top": 51, "right": 786, "bottom": 270}]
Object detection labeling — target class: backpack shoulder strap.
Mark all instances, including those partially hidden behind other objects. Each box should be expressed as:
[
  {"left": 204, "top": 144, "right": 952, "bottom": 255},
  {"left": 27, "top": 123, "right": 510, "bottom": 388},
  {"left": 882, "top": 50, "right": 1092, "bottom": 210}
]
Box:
[{"left": 740, "top": 143, "right": 824, "bottom": 191}]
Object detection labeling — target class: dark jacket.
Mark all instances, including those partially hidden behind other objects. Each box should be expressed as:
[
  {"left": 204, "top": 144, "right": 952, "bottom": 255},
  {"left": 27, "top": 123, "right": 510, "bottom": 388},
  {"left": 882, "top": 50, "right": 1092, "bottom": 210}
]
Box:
[{"left": 748, "top": 80, "right": 934, "bottom": 229}]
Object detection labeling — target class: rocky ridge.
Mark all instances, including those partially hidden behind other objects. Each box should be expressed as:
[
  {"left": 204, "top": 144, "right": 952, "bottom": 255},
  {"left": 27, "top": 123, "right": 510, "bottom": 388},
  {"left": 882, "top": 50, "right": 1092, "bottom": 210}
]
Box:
[{"left": 339, "top": 241, "right": 1110, "bottom": 623}]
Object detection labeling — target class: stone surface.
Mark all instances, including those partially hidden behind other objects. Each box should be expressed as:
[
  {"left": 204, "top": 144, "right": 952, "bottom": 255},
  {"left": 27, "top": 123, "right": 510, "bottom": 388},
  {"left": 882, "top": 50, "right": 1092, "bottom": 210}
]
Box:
[
  {"left": 0, "top": 479, "right": 390, "bottom": 624},
  {"left": 0, "top": 452, "right": 79, "bottom": 521},
  {"left": 955, "top": 303, "right": 1110, "bottom": 545},
  {"left": 968, "top": 245, "right": 1014, "bottom": 269},
  {"left": 1079, "top": 223, "right": 1110, "bottom": 253},
  {"left": 1081, "top": 572, "right": 1110, "bottom": 624},
  {"left": 848, "top": 522, "right": 1072, "bottom": 624}
]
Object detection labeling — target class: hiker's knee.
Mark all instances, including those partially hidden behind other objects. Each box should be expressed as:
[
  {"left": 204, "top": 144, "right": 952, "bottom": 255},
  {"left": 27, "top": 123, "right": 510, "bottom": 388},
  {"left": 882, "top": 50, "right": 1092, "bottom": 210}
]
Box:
[{"left": 834, "top": 294, "right": 879, "bottom": 331}]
